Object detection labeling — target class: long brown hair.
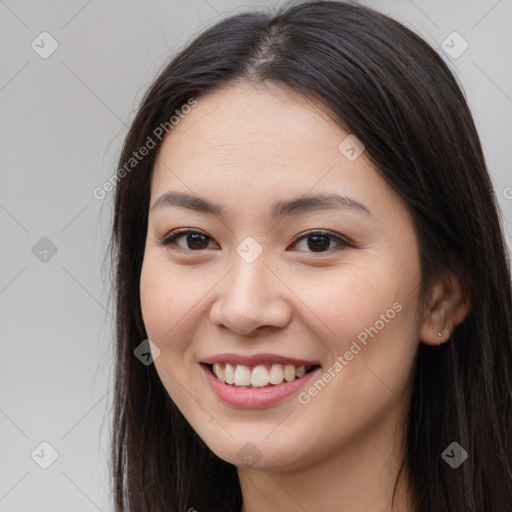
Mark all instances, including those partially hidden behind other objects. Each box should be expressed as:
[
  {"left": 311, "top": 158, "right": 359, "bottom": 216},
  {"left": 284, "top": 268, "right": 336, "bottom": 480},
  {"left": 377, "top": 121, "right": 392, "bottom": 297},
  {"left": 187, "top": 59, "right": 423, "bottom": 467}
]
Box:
[{"left": 107, "top": 1, "right": 512, "bottom": 510}]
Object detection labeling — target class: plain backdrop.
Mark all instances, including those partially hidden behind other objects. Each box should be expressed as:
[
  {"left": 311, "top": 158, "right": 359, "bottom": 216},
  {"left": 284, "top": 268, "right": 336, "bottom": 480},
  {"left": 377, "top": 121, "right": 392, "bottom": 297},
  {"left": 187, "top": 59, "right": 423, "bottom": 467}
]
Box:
[{"left": 1, "top": 0, "right": 511, "bottom": 510}]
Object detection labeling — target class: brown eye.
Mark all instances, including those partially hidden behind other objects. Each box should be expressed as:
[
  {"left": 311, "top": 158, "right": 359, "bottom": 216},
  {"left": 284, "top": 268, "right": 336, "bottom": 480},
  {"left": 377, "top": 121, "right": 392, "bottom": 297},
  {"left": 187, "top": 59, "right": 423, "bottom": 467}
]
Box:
[
  {"left": 159, "top": 229, "right": 217, "bottom": 251},
  {"left": 291, "top": 231, "right": 350, "bottom": 254},
  {"left": 185, "top": 232, "right": 210, "bottom": 250},
  {"left": 158, "top": 229, "right": 350, "bottom": 254}
]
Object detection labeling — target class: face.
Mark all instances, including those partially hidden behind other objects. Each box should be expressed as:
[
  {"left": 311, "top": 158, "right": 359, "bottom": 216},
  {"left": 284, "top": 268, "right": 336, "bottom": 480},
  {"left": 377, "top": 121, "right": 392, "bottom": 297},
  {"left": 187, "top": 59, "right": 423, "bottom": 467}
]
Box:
[{"left": 139, "top": 81, "right": 425, "bottom": 471}]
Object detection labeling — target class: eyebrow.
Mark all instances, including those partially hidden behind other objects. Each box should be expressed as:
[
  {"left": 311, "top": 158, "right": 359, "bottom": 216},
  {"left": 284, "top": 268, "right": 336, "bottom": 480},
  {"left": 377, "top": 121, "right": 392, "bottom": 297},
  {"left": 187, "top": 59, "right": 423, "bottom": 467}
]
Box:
[{"left": 152, "top": 191, "right": 372, "bottom": 218}]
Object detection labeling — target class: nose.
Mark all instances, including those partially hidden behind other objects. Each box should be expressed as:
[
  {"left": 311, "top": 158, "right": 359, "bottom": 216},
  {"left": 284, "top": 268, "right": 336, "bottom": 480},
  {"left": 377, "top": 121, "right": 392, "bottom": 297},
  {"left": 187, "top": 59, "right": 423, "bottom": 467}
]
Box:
[{"left": 209, "top": 253, "right": 292, "bottom": 336}]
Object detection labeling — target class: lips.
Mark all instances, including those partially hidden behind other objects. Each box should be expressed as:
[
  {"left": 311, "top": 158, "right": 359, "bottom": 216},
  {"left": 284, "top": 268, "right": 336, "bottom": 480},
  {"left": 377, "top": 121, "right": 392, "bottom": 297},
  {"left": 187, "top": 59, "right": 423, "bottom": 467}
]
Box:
[
  {"left": 202, "top": 352, "right": 320, "bottom": 367},
  {"left": 199, "top": 352, "right": 322, "bottom": 407},
  {"left": 201, "top": 362, "right": 322, "bottom": 408}
]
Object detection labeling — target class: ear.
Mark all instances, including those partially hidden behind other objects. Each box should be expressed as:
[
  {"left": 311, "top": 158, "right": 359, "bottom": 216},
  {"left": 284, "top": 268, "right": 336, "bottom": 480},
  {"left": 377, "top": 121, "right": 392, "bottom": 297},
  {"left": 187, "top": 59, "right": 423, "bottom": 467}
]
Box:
[{"left": 419, "top": 268, "right": 471, "bottom": 346}]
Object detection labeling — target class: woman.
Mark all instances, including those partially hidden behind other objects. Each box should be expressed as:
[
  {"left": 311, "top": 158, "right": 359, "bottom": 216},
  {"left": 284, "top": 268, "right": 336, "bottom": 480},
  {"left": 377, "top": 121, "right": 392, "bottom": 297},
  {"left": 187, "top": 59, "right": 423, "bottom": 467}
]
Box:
[{"left": 108, "top": 1, "right": 512, "bottom": 510}]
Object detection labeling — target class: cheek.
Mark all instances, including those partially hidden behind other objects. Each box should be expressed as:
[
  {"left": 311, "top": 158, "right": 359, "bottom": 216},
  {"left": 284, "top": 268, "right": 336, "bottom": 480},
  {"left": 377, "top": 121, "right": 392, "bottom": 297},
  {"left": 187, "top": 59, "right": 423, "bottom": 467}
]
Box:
[
  {"left": 301, "top": 253, "right": 421, "bottom": 386},
  {"left": 139, "top": 256, "right": 191, "bottom": 347},
  {"left": 299, "top": 262, "right": 404, "bottom": 347},
  {"left": 139, "top": 257, "right": 203, "bottom": 406},
  {"left": 139, "top": 254, "right": 218, "bottom": 361},
  {"left": 140, "top": 262, "right": 170, "bottom": 341},
  {"left": 293, "top": 279, "right": 419, "bottom": 458}
]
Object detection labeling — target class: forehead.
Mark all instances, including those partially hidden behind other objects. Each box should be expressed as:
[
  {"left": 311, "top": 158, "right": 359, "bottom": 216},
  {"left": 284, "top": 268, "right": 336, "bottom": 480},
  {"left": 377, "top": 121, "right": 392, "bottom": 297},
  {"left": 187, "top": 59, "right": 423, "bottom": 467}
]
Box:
[
  {"left": 162, "top": 83, "right": 338, "bottom": 157},
  {"left": 149, "top": 82, "right": 398, "bottom": 218},
  {"left": 155, "top": 84, "right": 348, "bottom": 176}
]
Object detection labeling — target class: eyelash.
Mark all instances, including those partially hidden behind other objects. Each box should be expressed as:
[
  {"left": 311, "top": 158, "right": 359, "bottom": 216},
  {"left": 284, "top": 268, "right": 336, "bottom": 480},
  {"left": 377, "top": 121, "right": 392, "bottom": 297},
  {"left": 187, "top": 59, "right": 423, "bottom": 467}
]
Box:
[{"left": 156, "top": 228, "right": 353, "bottom": 255}]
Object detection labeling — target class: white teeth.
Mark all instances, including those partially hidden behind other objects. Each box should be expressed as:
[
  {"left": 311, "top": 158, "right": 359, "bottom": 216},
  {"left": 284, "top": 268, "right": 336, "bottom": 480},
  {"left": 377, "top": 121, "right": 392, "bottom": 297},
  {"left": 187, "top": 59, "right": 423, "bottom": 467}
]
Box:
[
  {"left": 251, "top": 365, "right": 270, "bottom": 387},
  {"left": 234, "top": 364, "right": 251, "bottom": 386},
  {"left": 295, "top": 365, "right": 306, "bottom": 378},
  {"left": 212, "top": 363, "right": 225, "bottom": 382},
  {"left": 283, "top": 364, "right": 296, "bottom": 382},
  {"left": 224, "top": 363, "right": 235, "bottom": 384},
  {"left": 268, "top": 364, "right": 284, "bottom": 384},
  {"left": 210, "top": 362, "right": 314, "bottom": 387}
]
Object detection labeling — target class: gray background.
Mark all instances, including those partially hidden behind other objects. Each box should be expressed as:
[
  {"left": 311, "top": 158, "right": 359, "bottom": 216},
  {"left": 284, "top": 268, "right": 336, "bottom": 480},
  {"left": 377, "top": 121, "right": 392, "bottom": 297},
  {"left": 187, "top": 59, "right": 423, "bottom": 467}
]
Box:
[{"left": 1, "top": 0, "right": 511, "bottom": 510}]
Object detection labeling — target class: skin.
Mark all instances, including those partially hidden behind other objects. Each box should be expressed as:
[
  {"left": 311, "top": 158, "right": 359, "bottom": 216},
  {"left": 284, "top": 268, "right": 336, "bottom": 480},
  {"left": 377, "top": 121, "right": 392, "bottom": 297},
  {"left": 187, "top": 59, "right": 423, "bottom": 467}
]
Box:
[{"left": 139, "top": 80, "right": 469, "bottom": 511}]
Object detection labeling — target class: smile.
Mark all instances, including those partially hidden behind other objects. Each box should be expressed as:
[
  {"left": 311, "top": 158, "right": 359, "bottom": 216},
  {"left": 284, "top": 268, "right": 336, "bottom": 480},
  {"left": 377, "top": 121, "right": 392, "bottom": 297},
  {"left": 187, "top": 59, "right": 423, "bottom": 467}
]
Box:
[
  {"left": 207, "top": 362, "right": 318, "bottom": 388},
  {"left": 200, "top": 358, "right": 322, "bottom": 408}
]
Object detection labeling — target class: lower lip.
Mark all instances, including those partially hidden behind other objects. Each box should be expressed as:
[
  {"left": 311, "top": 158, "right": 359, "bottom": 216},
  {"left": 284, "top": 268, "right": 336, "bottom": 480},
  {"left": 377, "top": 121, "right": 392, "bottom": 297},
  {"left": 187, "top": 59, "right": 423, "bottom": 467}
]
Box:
[{"left": 201, "top": 363, "right": 321, "bottom": 408}]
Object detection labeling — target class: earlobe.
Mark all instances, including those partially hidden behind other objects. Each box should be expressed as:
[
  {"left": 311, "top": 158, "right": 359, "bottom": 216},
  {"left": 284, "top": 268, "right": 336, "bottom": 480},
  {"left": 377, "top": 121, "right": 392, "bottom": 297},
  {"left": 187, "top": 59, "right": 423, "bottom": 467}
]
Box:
[
  {"left": 419, "top": 269, "right": 471, "bottom": 346},
  {"left": 435, "top": 308, "right": 446, "bottom": 338}
]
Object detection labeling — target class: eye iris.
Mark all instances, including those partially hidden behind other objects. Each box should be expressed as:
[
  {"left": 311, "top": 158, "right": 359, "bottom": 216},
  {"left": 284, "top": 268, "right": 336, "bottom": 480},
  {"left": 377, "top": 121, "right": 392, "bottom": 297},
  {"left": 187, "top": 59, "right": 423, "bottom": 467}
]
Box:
[
  {"left": 188, "top": 233, "right": 209, "bottom": 250},
  {"left": 308, "top": 234, "right": 330, "bottom": 252}
]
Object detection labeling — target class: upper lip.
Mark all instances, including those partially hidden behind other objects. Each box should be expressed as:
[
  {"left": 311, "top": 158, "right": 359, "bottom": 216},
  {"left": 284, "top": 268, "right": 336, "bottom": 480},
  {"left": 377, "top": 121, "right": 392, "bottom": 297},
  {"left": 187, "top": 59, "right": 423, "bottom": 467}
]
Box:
[{"left": 201, "top": 353, "right": 321, "bottom": 367}]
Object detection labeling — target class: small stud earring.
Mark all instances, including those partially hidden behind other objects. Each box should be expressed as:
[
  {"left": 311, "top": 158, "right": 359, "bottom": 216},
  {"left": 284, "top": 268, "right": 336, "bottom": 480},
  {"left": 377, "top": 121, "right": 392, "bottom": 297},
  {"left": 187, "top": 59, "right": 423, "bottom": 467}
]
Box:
[{"left": 437, "top": 309, "right": 446, "bottom": 338}]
